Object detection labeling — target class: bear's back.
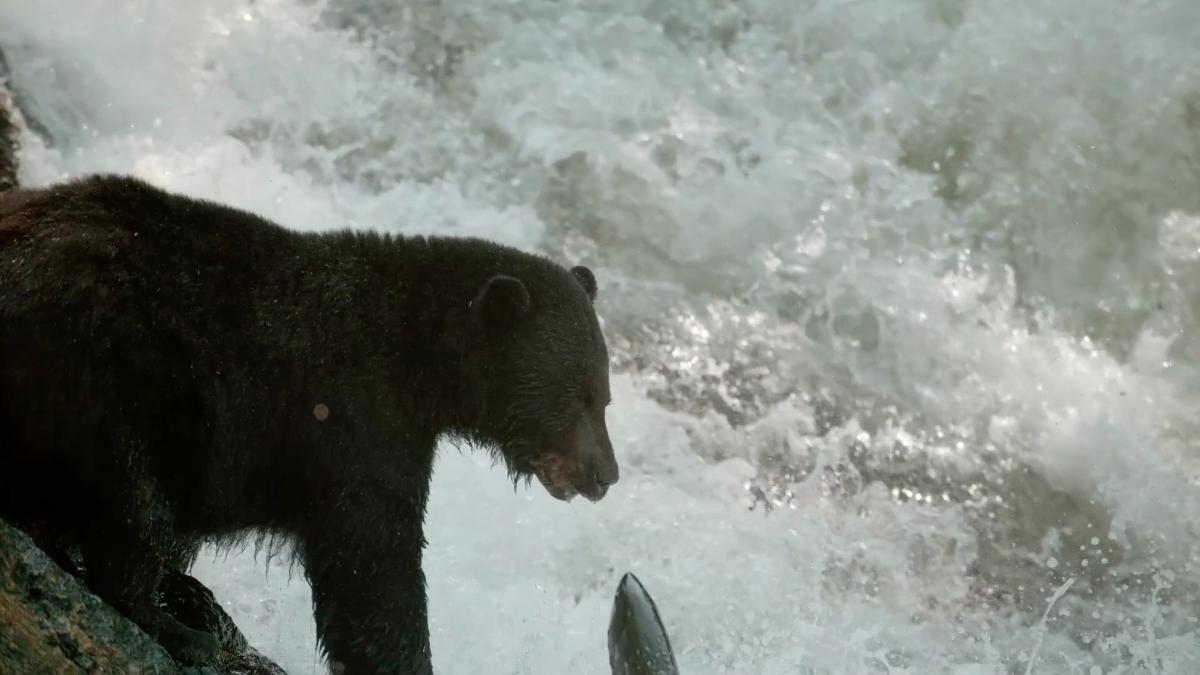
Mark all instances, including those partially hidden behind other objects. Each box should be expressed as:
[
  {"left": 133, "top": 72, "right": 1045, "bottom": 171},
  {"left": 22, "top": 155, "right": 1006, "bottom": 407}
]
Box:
[{"left": 0, "top": 175, "right": 300, "bottom": 327}]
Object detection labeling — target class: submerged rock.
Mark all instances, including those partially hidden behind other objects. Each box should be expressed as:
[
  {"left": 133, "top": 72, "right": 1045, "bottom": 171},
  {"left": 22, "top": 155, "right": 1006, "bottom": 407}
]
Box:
[{"left": 0, "top": 519, "right": 285, "bottom": 675}]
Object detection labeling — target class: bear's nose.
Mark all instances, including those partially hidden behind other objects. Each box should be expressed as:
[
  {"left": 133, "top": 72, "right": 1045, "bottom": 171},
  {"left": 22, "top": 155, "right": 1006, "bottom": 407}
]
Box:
[{"left": 594, "top": 463, "right": 619, "bottom": 488}]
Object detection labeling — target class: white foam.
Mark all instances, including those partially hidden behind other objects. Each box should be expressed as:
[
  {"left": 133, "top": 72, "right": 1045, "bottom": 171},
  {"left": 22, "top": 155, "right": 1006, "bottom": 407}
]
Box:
[{"left": 4, "top": 0, "right": 1199, "bottom": 672}]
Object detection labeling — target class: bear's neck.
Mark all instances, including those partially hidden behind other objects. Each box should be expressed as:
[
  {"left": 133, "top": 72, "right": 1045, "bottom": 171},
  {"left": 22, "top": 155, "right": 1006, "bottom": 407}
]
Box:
[{"left": 266, "top": 231, "right": 535, "bottom": 435}]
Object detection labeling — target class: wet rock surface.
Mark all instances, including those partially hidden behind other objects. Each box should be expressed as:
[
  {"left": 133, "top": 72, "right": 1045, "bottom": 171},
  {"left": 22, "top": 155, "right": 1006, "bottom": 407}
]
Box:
[
  {"left": 0, "top": 519, "right": 178, "bottom": 673},
  {"left": 0, "top": 519, "right": 285, "bottom": 675}
]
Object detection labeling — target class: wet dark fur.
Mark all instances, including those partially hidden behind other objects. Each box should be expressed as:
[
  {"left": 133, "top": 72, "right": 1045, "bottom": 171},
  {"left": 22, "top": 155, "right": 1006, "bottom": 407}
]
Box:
[{"left": 0, "top": 96, "right": 613, "bottom": 671}]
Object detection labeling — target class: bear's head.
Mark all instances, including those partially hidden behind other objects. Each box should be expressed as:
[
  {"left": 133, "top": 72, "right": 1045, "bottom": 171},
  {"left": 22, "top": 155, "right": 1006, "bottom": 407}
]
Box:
[{"left": 467, "top": 263, "right": 619, "bottom": 502}]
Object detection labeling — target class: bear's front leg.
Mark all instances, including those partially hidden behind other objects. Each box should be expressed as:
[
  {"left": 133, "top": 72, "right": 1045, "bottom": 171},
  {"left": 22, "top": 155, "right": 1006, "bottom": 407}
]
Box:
[
  {"left": 80, "top": 451, "right": 220, "bottom": 666},
  {"left": 305, "top": 485, "right": 433, "bottom": 675}
]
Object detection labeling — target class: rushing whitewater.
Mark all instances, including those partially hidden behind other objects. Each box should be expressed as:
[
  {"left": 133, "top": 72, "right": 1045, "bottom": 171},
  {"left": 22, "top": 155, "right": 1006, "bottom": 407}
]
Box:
[{"left": 2, "top": 0, "right": 1198, "bottom": 672}]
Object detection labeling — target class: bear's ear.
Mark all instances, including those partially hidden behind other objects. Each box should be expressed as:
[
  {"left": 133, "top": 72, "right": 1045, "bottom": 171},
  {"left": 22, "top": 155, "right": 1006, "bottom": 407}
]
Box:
[
  {"left": 471, "top": 274, "right": 531, "bottom": 328},
  {"left": 571, "top": 266, "right": 597, "bottom": 301}
]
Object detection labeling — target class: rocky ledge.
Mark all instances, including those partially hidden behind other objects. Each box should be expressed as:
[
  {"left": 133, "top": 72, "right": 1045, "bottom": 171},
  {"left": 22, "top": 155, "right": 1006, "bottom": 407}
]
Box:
[{"left": 0, "top": 519, "right": 285, "bottom": 675}]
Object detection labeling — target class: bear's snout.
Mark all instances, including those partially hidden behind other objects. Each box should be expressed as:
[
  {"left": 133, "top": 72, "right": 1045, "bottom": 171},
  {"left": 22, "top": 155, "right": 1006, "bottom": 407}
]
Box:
[
  {"left": 531, "top": 415, "right": 620, "bottom": 502},
  {"left": 578, "top": 417, "right": 619, "bottom": 502},
  {"left": 588, "top": 448, "right": 619, "bottom": 496}
]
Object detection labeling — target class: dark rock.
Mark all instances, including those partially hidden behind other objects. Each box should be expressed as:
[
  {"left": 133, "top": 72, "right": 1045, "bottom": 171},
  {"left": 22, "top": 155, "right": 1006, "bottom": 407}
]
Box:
[
  {"left": 0, "top": 519, "right": 287, "bottom": 675},
  {"left": 0, "top": 519, "right": 177, "bottom": 673}
]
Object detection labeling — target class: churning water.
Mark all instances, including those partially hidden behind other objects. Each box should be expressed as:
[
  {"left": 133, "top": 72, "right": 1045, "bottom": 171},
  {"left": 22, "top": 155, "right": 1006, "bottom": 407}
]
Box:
[{"left": 3, "top": 0, "right": 1199, "bottom": 672}]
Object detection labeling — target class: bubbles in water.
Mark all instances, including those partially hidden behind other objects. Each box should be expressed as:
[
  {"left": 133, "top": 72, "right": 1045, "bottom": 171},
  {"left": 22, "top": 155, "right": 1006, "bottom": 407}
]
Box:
[{"left": 3, "top": 0, "right": 1199, "bottom": 672}]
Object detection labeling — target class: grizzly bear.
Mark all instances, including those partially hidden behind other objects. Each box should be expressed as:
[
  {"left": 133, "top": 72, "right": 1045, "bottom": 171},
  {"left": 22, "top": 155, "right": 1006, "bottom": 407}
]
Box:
[{"left": 0, "top": 109, "right": 618, "bottom": 672}]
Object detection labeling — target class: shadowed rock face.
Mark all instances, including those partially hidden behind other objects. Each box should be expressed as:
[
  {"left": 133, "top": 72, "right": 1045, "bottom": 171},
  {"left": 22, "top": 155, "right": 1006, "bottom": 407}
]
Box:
[
  {"left": 0, "top": 519, "right": 177, "bottom": 673},
  {"left": 0, "top": 519, "right": 285, "bottom": 675}
]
